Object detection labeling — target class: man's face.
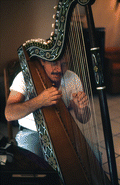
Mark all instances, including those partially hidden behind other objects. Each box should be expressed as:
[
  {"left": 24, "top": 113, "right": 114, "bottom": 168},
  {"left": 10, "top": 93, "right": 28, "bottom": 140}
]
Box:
[{"left": 41, "top": 57, "right": 68, "bottom": 83}]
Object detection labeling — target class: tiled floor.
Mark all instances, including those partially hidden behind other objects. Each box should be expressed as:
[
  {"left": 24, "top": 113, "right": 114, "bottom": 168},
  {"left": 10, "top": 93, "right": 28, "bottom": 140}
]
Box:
[
  {"left": 0, "top": 93, "right": 120, "bottom": 184},
  {"left": 93, "top": 94, "right": 120, "bottom": 185}
]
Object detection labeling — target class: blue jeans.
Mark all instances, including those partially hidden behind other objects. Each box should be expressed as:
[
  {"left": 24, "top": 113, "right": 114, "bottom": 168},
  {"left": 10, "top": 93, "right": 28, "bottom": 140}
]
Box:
[{"left": 15, "top": 128, "right": 44, "bottom": 158}]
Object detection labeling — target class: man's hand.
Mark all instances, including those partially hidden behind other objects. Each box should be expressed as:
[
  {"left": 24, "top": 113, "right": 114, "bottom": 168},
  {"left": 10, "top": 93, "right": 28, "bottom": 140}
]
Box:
[
  {"left": 72, "top": 91, "right": 89, "bottom": 109},
  {"left": 70, "top": 91, "right": 90, "bottom": 123},
  {"left": 39, "top": 87, "right": 62, "bottom": 107}
]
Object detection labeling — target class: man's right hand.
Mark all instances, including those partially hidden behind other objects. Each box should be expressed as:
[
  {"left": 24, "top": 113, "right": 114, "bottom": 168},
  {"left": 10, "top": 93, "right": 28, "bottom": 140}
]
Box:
[{"left": 38, "top": 87, "right": 62, "bottom": 107}]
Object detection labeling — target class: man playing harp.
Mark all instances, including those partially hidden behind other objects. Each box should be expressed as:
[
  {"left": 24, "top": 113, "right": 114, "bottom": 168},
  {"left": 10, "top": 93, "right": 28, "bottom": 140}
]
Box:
[{"left": 5, "top": 54, "right": 90, "bottom": 157}]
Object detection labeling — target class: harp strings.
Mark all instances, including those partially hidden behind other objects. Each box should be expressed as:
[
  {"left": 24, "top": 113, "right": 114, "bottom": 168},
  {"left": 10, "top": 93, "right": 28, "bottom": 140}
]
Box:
[{"left": 62, "top": 3, "right": 107, "bottom": 181}]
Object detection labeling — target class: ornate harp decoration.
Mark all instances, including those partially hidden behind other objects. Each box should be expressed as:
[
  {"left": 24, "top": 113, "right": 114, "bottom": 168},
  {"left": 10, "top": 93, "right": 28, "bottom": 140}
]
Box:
[{"left": 17, "top": 0, "right": 118, "bottom": 185}]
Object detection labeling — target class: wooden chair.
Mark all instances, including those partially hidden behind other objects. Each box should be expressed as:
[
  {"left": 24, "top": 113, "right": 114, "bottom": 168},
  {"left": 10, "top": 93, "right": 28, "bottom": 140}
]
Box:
[{"left": 4, "top": 59, "right": 21, "bottom": 141}]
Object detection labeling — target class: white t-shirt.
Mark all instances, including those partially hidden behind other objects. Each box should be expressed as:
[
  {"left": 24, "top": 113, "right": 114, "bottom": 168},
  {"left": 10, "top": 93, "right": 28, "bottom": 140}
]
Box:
[{"left": 10, "top": 70, "right": 83, "bottom": 131}]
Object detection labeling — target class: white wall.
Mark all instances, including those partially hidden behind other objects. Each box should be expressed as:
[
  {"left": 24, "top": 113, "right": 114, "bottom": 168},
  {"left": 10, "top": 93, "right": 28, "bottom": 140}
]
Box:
[
  {"left": 0, "top": 0, "right": 58, "bottom": 75},
  {"left": 92, "top": 0, "right": 120, "bottom": 47}
]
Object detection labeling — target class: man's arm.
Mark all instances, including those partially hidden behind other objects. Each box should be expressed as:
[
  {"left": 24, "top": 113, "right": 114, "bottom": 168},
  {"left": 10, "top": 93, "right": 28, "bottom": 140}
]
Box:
[{"left": 5, "top": 87, "right": 62, "bottom": 121}]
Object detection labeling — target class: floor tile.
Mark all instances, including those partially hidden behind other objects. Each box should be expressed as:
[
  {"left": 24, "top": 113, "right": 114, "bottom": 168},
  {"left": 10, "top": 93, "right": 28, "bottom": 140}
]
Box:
[
  {"left": 113, "top": 136, "right": 120, "bottom": 155},
  {"left": 111, "top": 120, "right": 120, "bottom": 135},
  {"left": 116, "top": 156, "right": 120, "bottom": 180}
]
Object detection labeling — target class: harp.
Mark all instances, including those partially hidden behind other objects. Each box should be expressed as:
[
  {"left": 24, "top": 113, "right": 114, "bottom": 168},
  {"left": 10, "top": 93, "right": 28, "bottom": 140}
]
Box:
[{"left": 17, "top": 0, "right": 118, "bottom": 184}]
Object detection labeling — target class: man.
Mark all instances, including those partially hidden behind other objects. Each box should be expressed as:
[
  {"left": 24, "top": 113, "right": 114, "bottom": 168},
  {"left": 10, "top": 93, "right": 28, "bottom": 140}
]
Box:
[{"left": 5, "top": 56, "right": 90, "bottom": 157}]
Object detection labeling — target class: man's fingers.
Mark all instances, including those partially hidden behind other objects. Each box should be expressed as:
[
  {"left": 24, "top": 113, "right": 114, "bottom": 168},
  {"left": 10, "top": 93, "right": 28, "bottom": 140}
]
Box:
[{"left": 72, "top": 91, "right": 88, "bottom": 108}]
